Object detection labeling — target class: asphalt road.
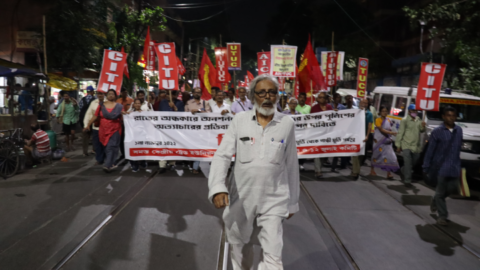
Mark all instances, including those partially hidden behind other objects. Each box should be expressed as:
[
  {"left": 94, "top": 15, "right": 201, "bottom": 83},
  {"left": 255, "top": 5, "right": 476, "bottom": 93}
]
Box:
[{"left": 1, "top": 152, "right": 479, "bottom": 270}]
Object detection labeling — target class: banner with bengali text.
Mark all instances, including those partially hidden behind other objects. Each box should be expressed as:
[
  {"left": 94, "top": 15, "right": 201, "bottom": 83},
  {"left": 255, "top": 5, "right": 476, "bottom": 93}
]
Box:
[{"left": 124, "top": 110, "right": 365, "bottom": 161}]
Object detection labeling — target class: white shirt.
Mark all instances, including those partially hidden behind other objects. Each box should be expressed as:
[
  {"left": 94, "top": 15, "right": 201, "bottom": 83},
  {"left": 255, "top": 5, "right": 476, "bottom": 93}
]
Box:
[
  {"left": 224, "top": 97, "right": 236, "bottom": 106},
  {"left": 208, "top": 109, "right": 299, "bottom": 252},
  {"left": 84, "top": 99, "right": 100, "bottom": 130},
  {"left": 211, "top": 102, "right": 231, "bottom": 114},
  {"left": 128, "top": 100, "right": 152, "bottom": 112}
]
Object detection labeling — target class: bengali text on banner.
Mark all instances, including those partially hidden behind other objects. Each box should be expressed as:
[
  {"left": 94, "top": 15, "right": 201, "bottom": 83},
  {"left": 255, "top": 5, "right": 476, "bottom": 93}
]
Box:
[
  {"left": 270, "top": 45, "right": 297, "bottom": 77},
  {"left": 124, "top": 110, "right": 365, "bottom": 161}
]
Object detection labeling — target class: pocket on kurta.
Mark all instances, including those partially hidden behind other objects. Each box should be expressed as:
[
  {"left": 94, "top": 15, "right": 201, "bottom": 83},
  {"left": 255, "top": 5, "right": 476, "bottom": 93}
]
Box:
[
  {"left": 238, "top": 141, "right": 253, "bottom": 163},
  {"left": 268, "top": 142, "right": 285, "bottom": 164}
]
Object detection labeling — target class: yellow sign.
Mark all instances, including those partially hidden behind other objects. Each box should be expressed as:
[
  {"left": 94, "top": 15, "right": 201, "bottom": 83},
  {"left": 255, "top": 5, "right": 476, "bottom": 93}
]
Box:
[{"left": 440, "top": 98, "right": 480, "bottom": 106}]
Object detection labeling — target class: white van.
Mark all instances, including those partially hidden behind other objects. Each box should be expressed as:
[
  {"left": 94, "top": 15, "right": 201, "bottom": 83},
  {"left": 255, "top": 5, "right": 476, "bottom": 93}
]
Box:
[
  {"left": 336, "top": 88, "right": 372, "bottom": 108},
  {"left": 372, "top": 86, "right": 480, "bottom": 177}
]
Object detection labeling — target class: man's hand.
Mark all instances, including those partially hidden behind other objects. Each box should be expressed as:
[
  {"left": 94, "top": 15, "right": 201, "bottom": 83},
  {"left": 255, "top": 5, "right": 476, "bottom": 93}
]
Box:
[
  {"left": 221, "top": 109, "right": 229, "bottom": 115},
  {"left": 287, "top": 214, "right": 294, "bottom": 220},
  {"left": 396, "top": 147, "right": 402, "bottom": 153},
  {"left": 83, "top": 127, "right": 90, "bottom": 132},
  {"left": 363, "top": 136, "right": 369, "bottom": 142},
  {"left": 213, "top": 193, "right": 229, "bottom": 209},
  {"left": 422, "top": 121, "right": 426, "bottom": 128}
]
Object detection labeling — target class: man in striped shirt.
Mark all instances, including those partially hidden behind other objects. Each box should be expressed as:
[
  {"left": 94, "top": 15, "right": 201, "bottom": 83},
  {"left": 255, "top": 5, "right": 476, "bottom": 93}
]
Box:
[{"left": 24, "top": 124, "right": 52, "bottom": 163}]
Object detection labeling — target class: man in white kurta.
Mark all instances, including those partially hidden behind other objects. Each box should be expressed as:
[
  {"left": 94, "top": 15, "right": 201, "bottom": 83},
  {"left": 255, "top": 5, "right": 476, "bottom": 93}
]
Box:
[{"left": 208, "top": 74, "right": 300, "bottom": 270}]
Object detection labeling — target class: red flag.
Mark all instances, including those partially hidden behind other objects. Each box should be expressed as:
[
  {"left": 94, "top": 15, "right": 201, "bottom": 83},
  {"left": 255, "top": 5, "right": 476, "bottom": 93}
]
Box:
[
  {"left": 298, "top": 35, "right": 326, "bottom": 94},
  {"left": 176, "top": 56, "right": 186, "bottom": 75},
  {"left": 415, "top": 63, "right": 446, "bottom": 111},
  {"left": 294, "top": 64, "right": 299, "bottom": 99},
  {"left": 356, "top": 58, "right": 369, "bottom": 97},
  {"left": 121, "top": 47, "right": 130, "bottom": 79},
  {"left": 215, "top": 47, "right": 231, "bottom": 83},
  {"left": 97, "top": 49, "right": 127, "bottom": 95},
  {"left": 257, "top": 52, "right": 271, "bottom": 75},
  {"left": 198, "top": 48, "right": 218, "bottom": 101},
  {"left": 326, "top": 52, "right": 338, "bottom": 87},
  {"left": 143, "top": 26, "right": 155, "bottom": 71},
  {"left": 154, "top": 43, "right": 179, "bottom": 90},
  {"left": 247, "top": 71, "right": 255, "bottom": 82}
]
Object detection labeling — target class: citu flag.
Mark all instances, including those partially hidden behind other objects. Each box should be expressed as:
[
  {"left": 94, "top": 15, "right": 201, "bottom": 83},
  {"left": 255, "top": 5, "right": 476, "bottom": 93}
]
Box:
[
  {"left": 198, "top": 48, "right": 219, "bottom": 101},
  {"left": 298, "top": 35, "right": 326, "bottom": 103}
]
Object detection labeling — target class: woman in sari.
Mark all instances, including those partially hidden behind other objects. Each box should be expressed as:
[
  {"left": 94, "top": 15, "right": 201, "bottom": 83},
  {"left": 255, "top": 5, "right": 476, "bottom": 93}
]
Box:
[
  {"left": 85, "top": 89, "right": 124, "bottom": 173},
  {"left": 370, "top": 106, "right": 399, "bottom": 179}
]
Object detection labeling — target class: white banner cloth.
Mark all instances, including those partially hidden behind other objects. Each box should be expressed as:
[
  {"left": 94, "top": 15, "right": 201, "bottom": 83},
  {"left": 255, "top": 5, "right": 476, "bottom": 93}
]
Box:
[{"left": 124, "top": 109, "right": 365, "bottom": 161}]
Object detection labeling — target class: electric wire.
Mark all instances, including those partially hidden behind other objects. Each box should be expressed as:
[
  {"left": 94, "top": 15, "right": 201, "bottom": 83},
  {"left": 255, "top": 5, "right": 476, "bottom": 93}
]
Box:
[{"left": 162, "top": 8, "right": 227, "bottom": 22}]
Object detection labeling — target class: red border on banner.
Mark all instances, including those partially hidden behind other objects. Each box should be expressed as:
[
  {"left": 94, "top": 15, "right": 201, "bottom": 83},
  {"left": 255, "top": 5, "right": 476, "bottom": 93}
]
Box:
[
  {"left": 297, "top": 144, "right": 361, "bottom": 155},
  {"left": 130, "top": 144, "right": 361, "bottom": 158}
]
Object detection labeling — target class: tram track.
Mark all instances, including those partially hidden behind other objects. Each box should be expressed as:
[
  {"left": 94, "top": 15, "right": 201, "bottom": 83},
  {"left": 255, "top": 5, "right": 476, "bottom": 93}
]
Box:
[{"left": 51, "top": 166, "right": 159, "bottom": 270}]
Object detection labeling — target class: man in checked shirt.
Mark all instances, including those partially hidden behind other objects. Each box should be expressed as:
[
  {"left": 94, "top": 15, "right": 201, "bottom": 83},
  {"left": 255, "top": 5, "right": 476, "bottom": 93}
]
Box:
[
  {"left": 423, "top": 106, "right": 462, "bottom": 226},
  {"left": 208, "top": 74, "right": 299, "bottom": 270}
]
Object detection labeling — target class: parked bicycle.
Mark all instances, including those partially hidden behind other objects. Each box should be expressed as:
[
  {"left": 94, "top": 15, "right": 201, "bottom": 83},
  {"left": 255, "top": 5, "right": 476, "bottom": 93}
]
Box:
[{"left": 0, "top": 128, "right": 25, "bottom": 179}]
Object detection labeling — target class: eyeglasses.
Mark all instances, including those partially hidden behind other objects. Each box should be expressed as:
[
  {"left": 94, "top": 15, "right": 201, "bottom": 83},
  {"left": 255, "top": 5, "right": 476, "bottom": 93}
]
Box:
[{"left": 254, "top": 90, "right": 278, "bottom": 98}]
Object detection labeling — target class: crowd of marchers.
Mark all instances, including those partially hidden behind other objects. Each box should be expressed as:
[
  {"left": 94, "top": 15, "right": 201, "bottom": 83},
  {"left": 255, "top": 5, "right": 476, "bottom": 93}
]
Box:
[{"left": 22, "top": 75, "right": 461, "bottom": 231}]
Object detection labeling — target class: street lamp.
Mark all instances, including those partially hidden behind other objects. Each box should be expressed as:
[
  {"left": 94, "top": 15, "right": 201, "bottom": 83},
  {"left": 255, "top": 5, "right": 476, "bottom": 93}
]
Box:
[
  {"left": 429, "top": 26, "right": 436, "bottom": 63},
  {"left": 419, "top": 20, "right": 426, "bottom": 54}
]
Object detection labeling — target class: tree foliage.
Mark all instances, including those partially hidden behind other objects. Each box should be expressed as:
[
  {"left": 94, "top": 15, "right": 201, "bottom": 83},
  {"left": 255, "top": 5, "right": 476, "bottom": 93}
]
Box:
[
  {"left": 403, "top": 0, "right": 480, "bottom": 94},
  {"left": 46, "top": 0, "right": 167, "bottom": 91}
]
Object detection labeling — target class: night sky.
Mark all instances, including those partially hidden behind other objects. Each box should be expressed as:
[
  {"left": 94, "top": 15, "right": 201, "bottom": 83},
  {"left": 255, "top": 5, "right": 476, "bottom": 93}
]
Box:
[{"left": 166, "top": 0, "right": 282, "bottom": 51}]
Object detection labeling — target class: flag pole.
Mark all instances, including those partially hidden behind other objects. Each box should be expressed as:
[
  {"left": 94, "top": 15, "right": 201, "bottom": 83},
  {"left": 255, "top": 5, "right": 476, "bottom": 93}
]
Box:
[{"left": 310, "top": 80, "right": 313, "bottom": 105}]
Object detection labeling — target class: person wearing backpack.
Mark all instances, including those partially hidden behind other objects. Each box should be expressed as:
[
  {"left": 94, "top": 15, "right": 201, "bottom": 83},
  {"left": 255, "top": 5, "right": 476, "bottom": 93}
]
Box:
[{"left": 423, "top": 106, "right": 462, "bottom": 226}]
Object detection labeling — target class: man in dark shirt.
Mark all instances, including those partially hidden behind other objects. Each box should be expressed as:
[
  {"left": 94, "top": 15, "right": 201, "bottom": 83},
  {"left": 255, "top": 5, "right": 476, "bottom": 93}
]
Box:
[
  {"left": 157, "top": 90, "right": 184, "bottom": 173},
  {"left": 423, "top": 106, "right": 462, "bottom": 226},
  {"left": 158, "top": 90, "right": 185, "bottom": 112}
]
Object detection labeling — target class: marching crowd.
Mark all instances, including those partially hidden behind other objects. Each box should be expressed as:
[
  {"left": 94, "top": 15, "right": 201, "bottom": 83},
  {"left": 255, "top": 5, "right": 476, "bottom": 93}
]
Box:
[
  {"left": 20, "top": 73, "right": 461, "bottom": 269},
  {"left": 43, "top": 81, "right": 438, "bottom": 184}
]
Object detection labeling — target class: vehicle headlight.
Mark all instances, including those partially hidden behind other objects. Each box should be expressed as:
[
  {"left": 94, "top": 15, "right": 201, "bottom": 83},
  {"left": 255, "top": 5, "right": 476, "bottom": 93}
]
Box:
[{"left": 461, "top": 142, "right": 473, "bottom": 151}]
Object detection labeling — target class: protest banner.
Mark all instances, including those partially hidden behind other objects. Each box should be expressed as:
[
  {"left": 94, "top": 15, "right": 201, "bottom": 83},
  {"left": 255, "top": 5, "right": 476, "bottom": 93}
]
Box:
[
  {"left": 257, "top": 52, "right": 271, "bottom": 75},
  {"left": 154, "top": 42, "right": 179, "bottom": 90},
  {"left": 321, "top": 51, "right": 345, "bottom": 81},
  {"left": 356, "top": 58, "right": 369, "bottom": 98},
  {"left": 214, "top": 47, "right": 230, "bottom": 83},
  {"left": 97, "top": 49, "right": 127, "bottom": 94},
  {"left": 415, "top": 63, "right": 446, "bottom": 111},
  {"left": 270, "top": 45, "right": 297, "bottom": 77},
  {"left": 227, "top": 43, "right": 241, "bottom": 71},
  {"left": 124, "top": 109, "right": 365, "bottom": 161}
]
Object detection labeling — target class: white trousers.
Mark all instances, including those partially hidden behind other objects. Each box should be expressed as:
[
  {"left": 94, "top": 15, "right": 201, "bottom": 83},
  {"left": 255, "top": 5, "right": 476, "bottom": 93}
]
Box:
[
  {"left": 230, "top": 244, "right": 283, "bottom": 270},
  {"left": 229, "top": 215, "right": 284, "bottom": 270}
]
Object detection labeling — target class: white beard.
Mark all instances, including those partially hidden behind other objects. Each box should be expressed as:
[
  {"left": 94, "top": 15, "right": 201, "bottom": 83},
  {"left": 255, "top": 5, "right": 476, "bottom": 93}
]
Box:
[{"left": 254, "top": 101, "right": 276, "bottom": 116}]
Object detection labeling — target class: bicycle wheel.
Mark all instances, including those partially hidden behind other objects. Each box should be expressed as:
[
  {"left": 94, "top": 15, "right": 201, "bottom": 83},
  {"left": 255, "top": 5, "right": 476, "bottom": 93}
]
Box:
[{"left": 0, "top": 141, "right": 19, "bottom": 179}]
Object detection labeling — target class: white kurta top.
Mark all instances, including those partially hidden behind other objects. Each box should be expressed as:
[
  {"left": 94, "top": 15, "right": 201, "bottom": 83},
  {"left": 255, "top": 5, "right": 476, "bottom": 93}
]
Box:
[{"left": 208, "top": 109, "right": 300, "bottom": 248}]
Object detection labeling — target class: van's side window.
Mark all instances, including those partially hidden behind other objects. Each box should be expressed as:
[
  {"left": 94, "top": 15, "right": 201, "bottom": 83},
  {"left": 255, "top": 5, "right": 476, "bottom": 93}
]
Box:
[
  {"left": 394, "top": 97, "right": 408, "bottom": 117},
  {"left": 380, "top": 94, "right": 393, "bottom": 113}
]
